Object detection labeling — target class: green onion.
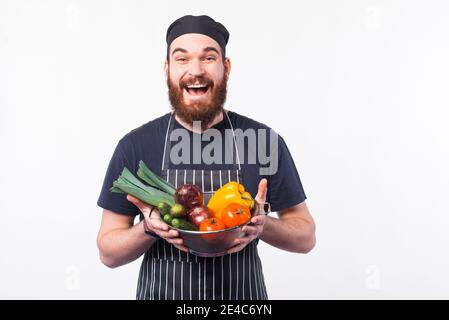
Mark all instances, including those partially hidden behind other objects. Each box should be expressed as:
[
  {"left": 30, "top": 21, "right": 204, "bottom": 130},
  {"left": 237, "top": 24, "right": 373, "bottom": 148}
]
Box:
[
  {"left": 137, "top": 160, "right": 176, "bottom": 196},
  {"left": 110, "top": 186, "right": 125, "bottom": 193},
  {"left": 110, "top": 167, "right": 175, "bottom": 207}
]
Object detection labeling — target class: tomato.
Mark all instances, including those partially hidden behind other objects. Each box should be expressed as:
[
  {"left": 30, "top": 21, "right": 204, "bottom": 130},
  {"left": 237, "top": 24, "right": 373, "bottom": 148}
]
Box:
[
  {"left": 199, "top": 217, "right": 226, "bottom": 232},
  {"left": 221, "top": 203, "right": 251, "bottom": 228}
]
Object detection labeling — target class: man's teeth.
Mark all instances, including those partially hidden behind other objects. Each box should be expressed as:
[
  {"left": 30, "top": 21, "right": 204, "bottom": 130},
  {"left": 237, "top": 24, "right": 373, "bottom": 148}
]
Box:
[{"left": 187, "top": 84, "right": 207, "bottom": 88}]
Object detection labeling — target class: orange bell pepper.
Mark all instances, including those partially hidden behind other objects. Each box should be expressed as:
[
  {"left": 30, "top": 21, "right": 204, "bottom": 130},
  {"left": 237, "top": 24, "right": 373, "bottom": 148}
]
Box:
[{"left": 207, "top": 181, "right": 255, "bottom": 220}]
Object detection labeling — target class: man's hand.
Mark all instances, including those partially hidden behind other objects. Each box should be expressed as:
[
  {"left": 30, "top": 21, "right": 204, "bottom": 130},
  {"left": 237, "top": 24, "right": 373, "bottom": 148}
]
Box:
[
  {"left": 126, "top": 195, "right": 189, "bottom": 253},
  {"left": 227, "top": 178, "right": 268, "bottom": 254}
]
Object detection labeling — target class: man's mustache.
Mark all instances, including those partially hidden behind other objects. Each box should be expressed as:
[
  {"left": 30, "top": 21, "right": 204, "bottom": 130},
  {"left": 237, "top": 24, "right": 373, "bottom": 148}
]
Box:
[{"left": 180, "top": 77, "right": 214, "bottom": 88}]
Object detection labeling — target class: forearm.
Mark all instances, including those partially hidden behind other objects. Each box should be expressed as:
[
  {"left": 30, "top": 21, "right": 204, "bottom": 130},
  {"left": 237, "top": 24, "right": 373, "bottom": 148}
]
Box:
[
  {"left": 260, "top": 216, "right": 316, "bottom": 253},
  {"left": 98, "top": 220, "right": 156, "bottom": 268}
]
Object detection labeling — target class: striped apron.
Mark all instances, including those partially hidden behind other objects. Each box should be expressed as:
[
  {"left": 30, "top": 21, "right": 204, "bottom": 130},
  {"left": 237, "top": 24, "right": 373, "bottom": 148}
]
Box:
[{"left": 136, "top": 111, "right": 268, "bottom": 300}]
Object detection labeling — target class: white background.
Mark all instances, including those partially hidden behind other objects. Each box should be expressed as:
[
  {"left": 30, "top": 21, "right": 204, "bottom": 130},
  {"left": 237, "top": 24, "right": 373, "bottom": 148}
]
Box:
[{"left": 1, "top": 0, "right": 449, "bottom": 299}]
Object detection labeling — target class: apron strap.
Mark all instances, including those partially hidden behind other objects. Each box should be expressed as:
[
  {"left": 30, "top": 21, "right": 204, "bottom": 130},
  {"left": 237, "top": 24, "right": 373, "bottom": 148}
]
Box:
[
  {"left": 224, "top": 110, "right": 242, "bottom": 171},
  {"left": 161, "top": 112, "right": 175, "bottom": 171}
]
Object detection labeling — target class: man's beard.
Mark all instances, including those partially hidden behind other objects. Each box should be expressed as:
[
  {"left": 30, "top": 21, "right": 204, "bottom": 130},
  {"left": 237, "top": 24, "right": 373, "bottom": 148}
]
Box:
[{"left": 167, "top": 71, "right": 228, "bottom": 131}]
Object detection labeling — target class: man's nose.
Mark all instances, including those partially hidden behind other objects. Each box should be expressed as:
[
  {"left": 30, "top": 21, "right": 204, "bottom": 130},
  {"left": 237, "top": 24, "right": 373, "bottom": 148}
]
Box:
[{"left": 187, "top": 59, "right": 205, "bottom": 77}]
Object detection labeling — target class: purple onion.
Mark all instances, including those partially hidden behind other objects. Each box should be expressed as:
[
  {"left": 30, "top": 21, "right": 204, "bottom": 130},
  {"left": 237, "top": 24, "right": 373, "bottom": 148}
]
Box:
[
  {"left": 187, "top": 206, "right": 212, "bottom": 227},
  {"left": 174, "top": 184, "right": 203, "bottom": 210}
]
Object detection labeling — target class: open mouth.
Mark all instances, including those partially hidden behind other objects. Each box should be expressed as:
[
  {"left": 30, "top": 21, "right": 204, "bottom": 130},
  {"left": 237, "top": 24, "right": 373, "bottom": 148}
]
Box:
[{"left": 184, "top": 84, "right": 210, "bottom": 97}]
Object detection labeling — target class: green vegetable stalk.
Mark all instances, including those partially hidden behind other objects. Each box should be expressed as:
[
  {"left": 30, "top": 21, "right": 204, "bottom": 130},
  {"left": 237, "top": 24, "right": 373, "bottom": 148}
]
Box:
[
  {"left": 137, "top": 161, "right": 176, "bottom": 196},
  {"left": 110, "top": 167, "right": 175, "bottom": 207}
]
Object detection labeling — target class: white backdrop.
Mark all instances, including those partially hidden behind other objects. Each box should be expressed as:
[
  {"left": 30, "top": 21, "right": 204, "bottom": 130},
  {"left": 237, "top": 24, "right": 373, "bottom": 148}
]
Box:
[{"left": 1, "top": 0, "right": 449, "bottom": 299}]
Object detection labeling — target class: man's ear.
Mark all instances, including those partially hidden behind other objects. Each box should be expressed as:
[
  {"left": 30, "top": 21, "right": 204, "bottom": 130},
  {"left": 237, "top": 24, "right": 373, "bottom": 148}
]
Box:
[
  {"left": 225, "top": 57, "right": 231, "bottom": 79},
  {"left": 164, "top": 59, "right": 168, "bottom": 81}
]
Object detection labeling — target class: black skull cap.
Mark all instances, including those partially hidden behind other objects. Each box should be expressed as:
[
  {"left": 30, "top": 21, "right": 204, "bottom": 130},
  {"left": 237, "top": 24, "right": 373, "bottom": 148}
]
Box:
[{"left": 166, "top": 15, "right": 230, "bottom": 57}]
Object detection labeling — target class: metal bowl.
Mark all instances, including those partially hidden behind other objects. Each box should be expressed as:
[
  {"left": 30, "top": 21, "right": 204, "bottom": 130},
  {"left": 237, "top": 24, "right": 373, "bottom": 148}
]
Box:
[{"left": 169, "top": 192, "right": 270, "bottom": 257}]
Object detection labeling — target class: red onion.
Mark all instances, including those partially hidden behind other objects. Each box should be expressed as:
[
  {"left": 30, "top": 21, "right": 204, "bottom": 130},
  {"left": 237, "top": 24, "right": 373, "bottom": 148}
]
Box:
[
  {"left": 175, "top": 184, "right": 203, "bottom": 210},
  {"left": 187, "top": 206, "right": 212, "bottom": 227}
]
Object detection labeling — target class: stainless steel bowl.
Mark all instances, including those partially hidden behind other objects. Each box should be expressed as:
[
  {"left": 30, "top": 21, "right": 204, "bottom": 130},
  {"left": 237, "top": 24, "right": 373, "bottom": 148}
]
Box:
[{"left": 169, "top": 192, "right": 270, "bottom": 257}]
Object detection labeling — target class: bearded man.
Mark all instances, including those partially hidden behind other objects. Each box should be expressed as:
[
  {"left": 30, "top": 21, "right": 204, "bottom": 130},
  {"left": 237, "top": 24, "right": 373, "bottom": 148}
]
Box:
[{"left": 97, "top": 15, "right": 316, "bottom": 300}]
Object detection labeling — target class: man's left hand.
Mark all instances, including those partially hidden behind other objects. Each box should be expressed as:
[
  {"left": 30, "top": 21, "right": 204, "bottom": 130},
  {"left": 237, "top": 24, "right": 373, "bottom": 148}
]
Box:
[{"left": 227, "top": 178, "right": 268, "bottom": 254}]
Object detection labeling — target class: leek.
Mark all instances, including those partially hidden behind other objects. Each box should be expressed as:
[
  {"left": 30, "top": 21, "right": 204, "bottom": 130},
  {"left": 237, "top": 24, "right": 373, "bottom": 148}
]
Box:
[
  {"left": 137, "top": 160, "right": 176, "bottom": 196},
  {"left": 110, "top": 167, "right": 175, "bottom": 207}
]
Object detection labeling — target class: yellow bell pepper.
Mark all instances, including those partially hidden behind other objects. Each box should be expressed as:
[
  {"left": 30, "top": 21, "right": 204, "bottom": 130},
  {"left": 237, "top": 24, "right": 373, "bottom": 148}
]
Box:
[{"left": 207, "top": 181, "right": 255, "bottom": 220}]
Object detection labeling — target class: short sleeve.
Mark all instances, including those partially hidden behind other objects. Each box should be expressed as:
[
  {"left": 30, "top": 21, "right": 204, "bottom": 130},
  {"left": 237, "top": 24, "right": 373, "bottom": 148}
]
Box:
[
  {"left": 267, "top": 136, "right": 307, "bottom": 212},
  {"left": 97, "top": 140, "right": 139, "bottom": 216}
]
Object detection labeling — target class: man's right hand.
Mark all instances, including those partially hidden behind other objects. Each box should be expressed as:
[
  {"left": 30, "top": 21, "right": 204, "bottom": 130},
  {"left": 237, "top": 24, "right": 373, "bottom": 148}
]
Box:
[{"left": 126, "top": 195, "right": 189, "bottom": 253}]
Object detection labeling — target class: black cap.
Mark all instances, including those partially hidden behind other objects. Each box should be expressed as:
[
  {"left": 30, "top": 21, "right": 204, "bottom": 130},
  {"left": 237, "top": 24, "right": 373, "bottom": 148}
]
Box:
[{"left": 166, "top": 15, "right": 230, "bottom": 57}]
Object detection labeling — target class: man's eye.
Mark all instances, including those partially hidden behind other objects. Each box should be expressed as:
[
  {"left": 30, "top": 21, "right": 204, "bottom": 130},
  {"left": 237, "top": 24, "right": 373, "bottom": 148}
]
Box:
[
  {"left": 176, "top": 57, "right": 187, "bottom": 62},
  {"left": 205, "top": 56, "right": 216, "bottom": 61}
]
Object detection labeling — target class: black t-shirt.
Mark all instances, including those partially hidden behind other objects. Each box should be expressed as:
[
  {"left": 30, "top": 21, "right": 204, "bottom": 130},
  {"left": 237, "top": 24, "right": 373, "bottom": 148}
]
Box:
[{"left": 97, "top": 111, "right": 307, "bottom": 216}]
